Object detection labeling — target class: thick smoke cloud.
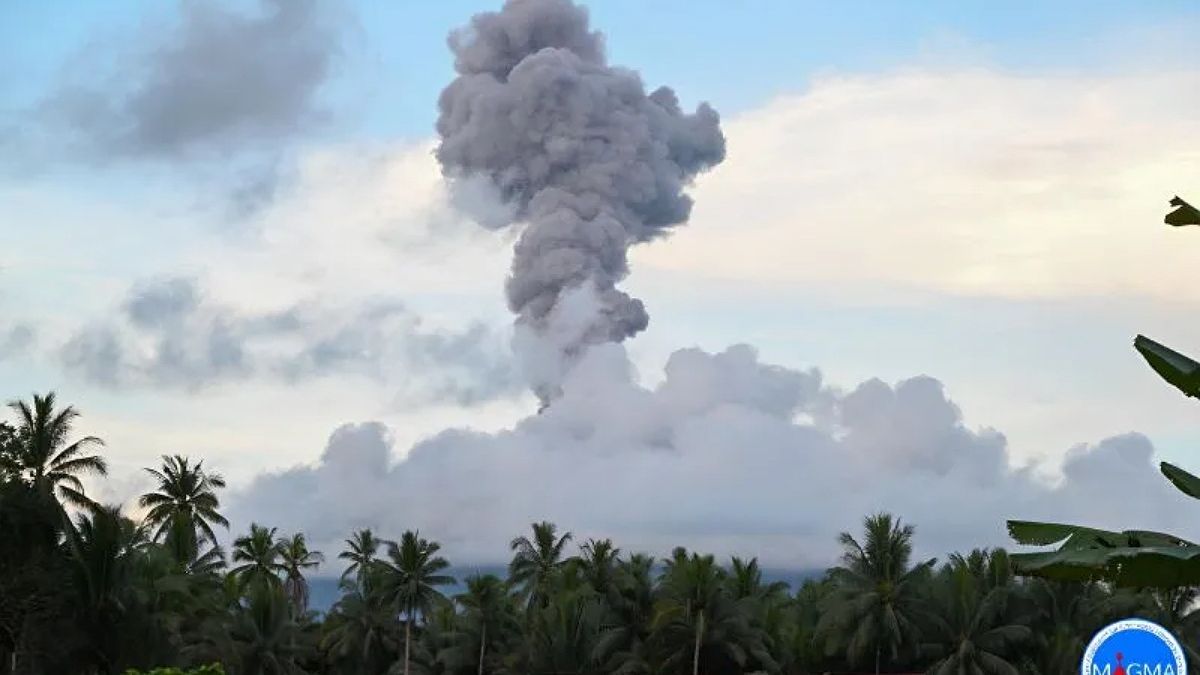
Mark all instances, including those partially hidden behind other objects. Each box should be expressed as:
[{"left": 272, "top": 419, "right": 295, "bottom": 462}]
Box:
[
  {"left": 436, "top": 0, "right": 725, "bottom": 396},
  {"left": 38, "top": 0, "right": 340, "bottom": 160},
  {"left": 225, "top": 0, "right": 1193, "bottom": 574},
  {"left": 61, "top": 277, "right": 519, "bottom": 406},
  {"left": 227, "top": 343, "right": 1196, "bottom": 568}
]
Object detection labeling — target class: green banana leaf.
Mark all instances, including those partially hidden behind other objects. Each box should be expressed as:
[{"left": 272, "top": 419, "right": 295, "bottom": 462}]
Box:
[
  {"left": 1165, "top": 196, "right": 1200, "bottom": 226},
  {"left": 1005, "top": 197, "right": 1200, "bottom": 589},
  {"left": 1007, "top": 519, "right": 1200, "bottom": 587},
  {"left": 1161, "top": 461, "right": 1200, "bottom": 500},
  {"left": 1134, "top": 335, "right": 1200, "bottom": 398}
]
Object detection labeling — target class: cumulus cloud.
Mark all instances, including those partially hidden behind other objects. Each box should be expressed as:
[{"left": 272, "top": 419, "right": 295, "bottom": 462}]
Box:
[
  {"left": 226, "top": 343, "right": 1197, "bottom": 568},
  {"left": 221, "top": 5, "right": 1200, "bottom": 570},
  {"left": 61, "top": 277, "right": 519, "bottom": 406}
]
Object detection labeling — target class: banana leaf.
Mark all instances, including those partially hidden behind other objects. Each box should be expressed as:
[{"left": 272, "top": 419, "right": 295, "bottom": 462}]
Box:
[
  {"left": 1165, "top": 196, "right": 1200, "bottom": 226},
  {"left": 1134, "top": 335, "right": 1200, "bottom": 398},
  {"left": 1007, "top": 519, "right": 1200, "bottom": 587},
  {"left": 1161, "top": 461, "right": 1200, "bottom": 500}
]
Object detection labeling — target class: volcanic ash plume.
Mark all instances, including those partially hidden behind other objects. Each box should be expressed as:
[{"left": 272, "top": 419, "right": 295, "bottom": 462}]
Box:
[{"left": 435, "top": 0, "right": 726, "bottom": 398}]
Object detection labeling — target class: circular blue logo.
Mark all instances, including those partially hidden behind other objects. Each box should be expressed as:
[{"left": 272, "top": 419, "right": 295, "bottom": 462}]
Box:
[{"left": 1082, "top": 619, "right": 1187, "bottom": 675}]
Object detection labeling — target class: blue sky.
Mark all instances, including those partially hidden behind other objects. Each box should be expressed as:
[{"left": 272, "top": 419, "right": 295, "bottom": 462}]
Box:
[
  {"left": 3, "top": 0, "right": 1200, "bottom": 563},
  {"left": 7, "top": 0, "right": 1197, "bottom": 140}
]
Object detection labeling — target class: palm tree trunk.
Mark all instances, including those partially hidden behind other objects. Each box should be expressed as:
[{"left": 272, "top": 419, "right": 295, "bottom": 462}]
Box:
[
  {"left": 478, "top": 622, "right": 486, "bottom": 675},
  {"left": 693, "top": 610, "right": 705, "bottom": 675},
  {"left": 404, "top": 615, "right": 412, "bottom": 675}
]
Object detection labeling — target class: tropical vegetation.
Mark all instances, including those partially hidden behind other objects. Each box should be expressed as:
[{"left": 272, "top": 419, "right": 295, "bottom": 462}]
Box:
[
  {"left": 3, "top": 391, "right": 1199, "bottom": 674},
  {"left": 1008, "top": 195, "right": 1200, "bottom": 587}
]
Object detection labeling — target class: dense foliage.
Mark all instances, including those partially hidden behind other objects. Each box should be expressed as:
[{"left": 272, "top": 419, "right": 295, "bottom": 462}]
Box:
[{"left": 1, "top": 392, "right": 1197, "bottom": 675}]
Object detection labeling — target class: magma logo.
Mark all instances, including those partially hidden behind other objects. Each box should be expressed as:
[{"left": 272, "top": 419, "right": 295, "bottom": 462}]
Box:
[{"left": 1082, "top": 619, "right": 1187, "bottom": 675}]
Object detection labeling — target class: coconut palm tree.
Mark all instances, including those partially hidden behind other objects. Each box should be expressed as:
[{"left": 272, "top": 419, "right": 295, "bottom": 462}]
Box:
[
  {"left": 406, "top": 595, "right": 458, "bottom": 675},
  {"left": 524, "top": 588, "right": 605, "bottom": 675},
  {"left": 923, "top": 550, "right": 1031, "bottom": 675},
  {"left": 453, "top": 574, "right": 521, "bottom": 675},
  {"left": 724, "top": 556, "right": 790, "bottom": 674},
  {"left": 66, "top": 505, "right": 146, "bottom": 674},
  {"left": 231, "top": 524, "right": 286, "bottom": 591},
  {"left": 339, "top": 528, "right": 385, "bottom": 590},
  {"left": 579, "top": 538, "right": 621, "bottom": 597},
  {"left": 1021, "top": 578, "right": 1105, "bottom": 675},
  {"left": 790, "top": 576, "right": 838, "bottom": 674},
  {"left": 321, "top": 585, "right": 398, "bottom": 675},
  {"left": 377, "top": 530, "right": 455, "bottom": 675},
  {"left": 653, "top": 551, "right": 774, "bottom": 675},
  {"left": 226, "top": 582, "right": 310, "bottom": 675},
  {"left": 509, "top": 521, "right": 573, "bottom": 613},
  {"left": 139, "top": 455, "right": 229, "bottom": 551},
  {"left": 279, "top": 533, "right": 324, "bottom": 614},
  {"left": 594, "top": 554, "right": 657, "bottom": 675},
  {"left": 160, "top": 513, "right": 227, "bottom": 575},
  {"left": 725, "top": 557, "right": 788, "bottom": 602},
  {"left": 6, "top": 392, "right": 106, "bottom": 511},
  {"left": 816, "top": 513, "right": 935, "bottom": 675}
]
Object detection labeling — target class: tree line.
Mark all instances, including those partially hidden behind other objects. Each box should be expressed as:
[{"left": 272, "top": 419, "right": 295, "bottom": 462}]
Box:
[{"left": 1, "top": 391, "right": 1196, "bottom": 675}]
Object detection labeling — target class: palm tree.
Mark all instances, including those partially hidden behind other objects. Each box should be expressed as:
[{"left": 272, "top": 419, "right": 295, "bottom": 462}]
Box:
[
  {"left": 725, "top": 557, "right": 788, "bottom": 602},
  {"left": 66, "top": 505, "right": 146, "bottom": 673},
  {"left": 453, "top": 574, "right": 520, "bottom": 675},
  {"left": 924, "top": 549, "right": 1031, "bottom": 675},
  {"left": 816, "top": 513, "right": 935, "bottom": 675},
  {"left": 525, "top": 587, "right": 604, "bottom": 675},
  {"left": 138, "top": 455, "right": 229, "bottom": 551},
  {"left": 509, "top": 521, "right": 573, "bottom": 613},
  {"left": 321, "top": 585, "right": 398, "bottom": 675},
  {"left": 579, "top": 538, "right": 621, "bottom": 597},
  {"left": 790, "top": 576, "right": 837, "bottom": 674},
  {"left": 653, "top": 551, "right": 774, "bottom": 675},
  {"left": 231, "top": 523, "right": 285, "bottom": 591},
  {"left": 378, "top": 530, "right": 455, "bottom": 675},
  {"left": 279, "top": 533, "right": 324, "bottom": 614},
  {"left": 339, "top": 528, "right": 385, "bottom": 590},
  {"left": 1023, "top": 579, "right": 1105, "bottom": 675},
  {"left": 724, "top": 557, "right": 789, "bottom": 673},
  {"left": 407, "top": 595, "right": 458, "bottom": 675},
  {"left": 6, "top": 392, "right": 106, "bottom": 511},
  {"left": 160, "top": 513, "right": 227, "bottom": 575},
  {"left": 227, "top": 582, "right": 310, "bottom": 675},
  {"left": 594, "top": 554, "right": 657, "bottom": 675}
]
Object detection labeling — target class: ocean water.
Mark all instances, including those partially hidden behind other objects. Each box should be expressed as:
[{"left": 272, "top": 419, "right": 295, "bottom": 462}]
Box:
[{"left": 307, "top": 566, "right": 824, "bottom": 615}]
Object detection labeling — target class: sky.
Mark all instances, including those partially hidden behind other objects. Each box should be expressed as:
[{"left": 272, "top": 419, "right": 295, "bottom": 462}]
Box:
[{"left": 2, "top": 0, "right": 1200, "bottom": 569}]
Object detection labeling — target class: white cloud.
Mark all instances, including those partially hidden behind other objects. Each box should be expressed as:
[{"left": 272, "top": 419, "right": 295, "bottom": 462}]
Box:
[
  {"left": 637, "top": 68, "right": 1200, "bottom": 302},
  {"left": 218, "top": 67, "right": 1200, "bottom": 566},
  {"left": 9, "top": 65, "right": 1200, "bottom": 565},
  {"left": 3, "top": 139, "right": 533, "bottom": 491},
  {"left": 227, "top": 343, "right": 1198, "bottom": 568}
]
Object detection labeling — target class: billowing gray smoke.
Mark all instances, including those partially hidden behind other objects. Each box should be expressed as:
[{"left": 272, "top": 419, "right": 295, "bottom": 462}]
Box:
[
  {"left": 436, "top": 0, "right": 725, "bottom": 397},
  {"left": 220, "top": 2, "right": 1198, "bottom": 571}
]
